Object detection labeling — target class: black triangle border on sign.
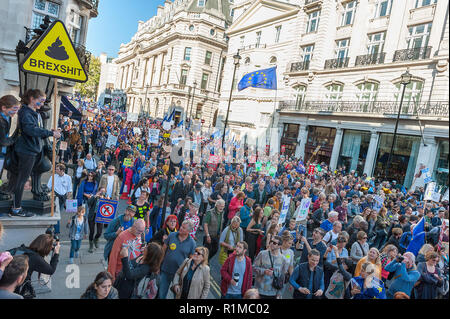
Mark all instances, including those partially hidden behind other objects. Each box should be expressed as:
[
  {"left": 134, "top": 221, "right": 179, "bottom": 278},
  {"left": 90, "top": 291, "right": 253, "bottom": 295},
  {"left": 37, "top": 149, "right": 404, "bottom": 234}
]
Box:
[{"left": 19, "top": 19, "right": 89, "bottom": 83}]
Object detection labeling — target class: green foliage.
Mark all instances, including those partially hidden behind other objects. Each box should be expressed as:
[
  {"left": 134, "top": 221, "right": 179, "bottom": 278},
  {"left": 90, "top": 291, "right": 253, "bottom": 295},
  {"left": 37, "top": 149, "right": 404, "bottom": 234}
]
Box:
[{"left": 74, "top": 55, "right": 101, "bottom": 100}]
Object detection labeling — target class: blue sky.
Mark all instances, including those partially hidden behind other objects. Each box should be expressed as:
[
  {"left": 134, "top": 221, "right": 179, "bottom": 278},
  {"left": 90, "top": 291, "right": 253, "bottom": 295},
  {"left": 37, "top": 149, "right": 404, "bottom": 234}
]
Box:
[{"left": 86, "top": 0, "right": 166, "bottom": 58}]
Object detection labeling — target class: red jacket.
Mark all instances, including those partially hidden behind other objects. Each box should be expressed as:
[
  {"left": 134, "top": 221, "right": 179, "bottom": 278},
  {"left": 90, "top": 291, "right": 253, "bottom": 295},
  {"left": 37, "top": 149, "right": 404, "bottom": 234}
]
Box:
[{"left": 220, "top": 252, "right": 253, "bottom": 296}]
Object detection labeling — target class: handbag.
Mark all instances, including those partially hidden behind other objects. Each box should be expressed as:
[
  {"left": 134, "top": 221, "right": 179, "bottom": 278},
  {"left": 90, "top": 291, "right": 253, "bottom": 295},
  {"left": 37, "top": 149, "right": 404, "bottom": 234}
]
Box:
[{"left": 268, "top": 251, "right": 285, "bottom": 290}]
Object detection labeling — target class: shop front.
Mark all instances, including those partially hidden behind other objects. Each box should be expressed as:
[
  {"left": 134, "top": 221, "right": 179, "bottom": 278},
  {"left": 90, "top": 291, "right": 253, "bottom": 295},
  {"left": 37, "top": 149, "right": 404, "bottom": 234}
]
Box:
[
  {"left": 280, "top": 123, "right": 299, "bottom": 157},
  {"left": 304, "top": 126, "right": 336, "bottom": 164},
  {"left": 373, "top": 134, "right": 421, "bottom": 188},
  {"left": 337, "top": 130, "right": 371, "bottom": 176},
  {"left": 433, "top": 139, "right": 449, "bottom": 189}
]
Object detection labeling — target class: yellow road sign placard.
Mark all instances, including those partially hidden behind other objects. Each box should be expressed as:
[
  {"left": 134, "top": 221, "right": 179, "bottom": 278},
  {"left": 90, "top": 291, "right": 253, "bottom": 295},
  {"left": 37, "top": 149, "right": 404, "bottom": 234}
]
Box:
[{"left": 20, "top": 20, "right": 88, "bottom": 82}]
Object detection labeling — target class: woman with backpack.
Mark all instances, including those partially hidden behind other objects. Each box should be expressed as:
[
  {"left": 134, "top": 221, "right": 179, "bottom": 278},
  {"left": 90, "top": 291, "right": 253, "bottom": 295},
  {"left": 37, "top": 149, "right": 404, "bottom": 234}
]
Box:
[{"left": 114, "top": 242, "right": 164, "bottom": 299}]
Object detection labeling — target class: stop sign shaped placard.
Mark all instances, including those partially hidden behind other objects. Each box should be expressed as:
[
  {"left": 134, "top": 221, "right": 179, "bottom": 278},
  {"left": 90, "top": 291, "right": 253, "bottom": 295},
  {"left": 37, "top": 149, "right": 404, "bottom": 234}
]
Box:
[
  {"left": 100, "top": 203, "right": 114, "bottom": 218},
  {"left": 95, "top": 199, "right": 118, "bottom": 224}
]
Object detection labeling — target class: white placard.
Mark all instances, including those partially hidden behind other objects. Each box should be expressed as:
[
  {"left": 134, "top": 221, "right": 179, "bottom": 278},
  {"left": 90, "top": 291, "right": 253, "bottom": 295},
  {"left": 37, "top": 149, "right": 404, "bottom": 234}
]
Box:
[
  {"left": 431, "top": 192, "right": 441, "bottom": 203},
  {"left": 127, "top": 113, "right": 138, "bottom": 122},
  {"left": 133, "top": 127, "right": 142, "bottom": 135},
  {"left": 162, "top": 121, "right": 172, "bottom": 131},
  {"left": 295, "top": 198, "right": 311, "bottom": 222},
  {"left": 424, "top": 182, "right": 436, "bottom": 201},
  {"left": 105, "top": 134, "right": 118, "bottom": 148},
  {"left": 278, "top": 195, "right": 291, "bottom": 225},
  {"left": 148, "top": 129, "right": 160, "bottom": 144}
]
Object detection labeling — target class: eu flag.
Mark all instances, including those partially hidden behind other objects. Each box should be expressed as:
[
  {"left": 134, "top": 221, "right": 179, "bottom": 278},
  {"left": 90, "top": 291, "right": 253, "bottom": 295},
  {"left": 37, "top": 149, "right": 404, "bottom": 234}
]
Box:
[
  {"left": 407, "top": 217, "right": 425, "bottom": 256},
  {"left": 238, "top": 67, "right": 277, "bottom": 91}
]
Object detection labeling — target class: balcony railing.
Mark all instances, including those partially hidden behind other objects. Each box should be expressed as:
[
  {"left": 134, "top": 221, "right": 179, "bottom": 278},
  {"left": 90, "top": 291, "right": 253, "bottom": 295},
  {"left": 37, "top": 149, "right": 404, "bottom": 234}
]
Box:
[
  {"left": 278, "top": 100, "right": 449, "bottom": 117},
  {"left": 290, "top": 60, "right": 310, "bottom": 72},
  {"left": 324, "top": 57, "right": 349, "bottom": 69},
  {"left": 393, "top": 46, "right": 431, "bottom": 62},
  {"left": 240, "top": 43, "right": 267, "bottom": 51},
  {"left": 355, "top": 52, "right": 386, "bottom": 66}
]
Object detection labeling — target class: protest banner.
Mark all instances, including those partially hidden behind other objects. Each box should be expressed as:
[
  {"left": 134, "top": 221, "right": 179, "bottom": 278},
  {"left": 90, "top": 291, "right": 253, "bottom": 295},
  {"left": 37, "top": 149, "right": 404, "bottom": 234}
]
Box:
[
  {"left": 255, "top": 162, "right": 262, "bottom": 171},
  {"left": 65, "top": 199, "right": 78, "bottom": 213},
  {"left": 148, "top": 129, "right": 160, "bottom": 144},
  {"left": 295, "top": 198, "right": 311, "bottom": 222},
  {"left": 127, "top": 113, "right": 138, "bottom": 122},
  {"left": 308, "top": 164, "right": 316, "bottom": 175},
  {"left": 133, "top": 127, "right": 142, "bottom": 135},
  {"left": 373, "top": 195, "right": 384, "bottom": 212},
  {"left": 59, "top": 141, "right": 68, "bottom": 151},
  {"left": 105, "top": 134, "right": 118, "bottom": 148},
  {"left": 95, "top": 199, "right": 118, "bottom": 224},
  {"left": 278, "top": 195, "right": 291, "bottom": 225}
]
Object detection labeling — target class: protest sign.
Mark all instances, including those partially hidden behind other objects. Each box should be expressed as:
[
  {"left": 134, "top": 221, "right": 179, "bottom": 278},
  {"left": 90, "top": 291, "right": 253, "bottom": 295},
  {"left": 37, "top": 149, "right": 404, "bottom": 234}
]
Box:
[
  {"left": 308, "top": 164, "right": 316, "bottom": 175},
  {"left": 65, "top": 199, "right": 78, "bottom": 213},
  {"left": 133, "top": 127, "right": 142, "bottom": 135},
  {"left": 373, "top": 195, "right": 384, "bottom": 212},
  {"left": 442, "top": 189, "right": 449, "bottom": 202},
  {"left": 105, "top": 134, "right": 118, "bottom": 148},
  {"left": 269, "top": 166, "right": 277, "bottom": 177},
  {"left": 123, "top": 158, "right": 133, "bottom": 167},
  {"left": 148, "top": 129, "right": 160, "bottom": 144},
  {"left": 127, "top": 113, "right": 138, "bottom": 122},
  {"left": 59, "top": 141, "right": 68, "bottom": 151},
  {"left": 95, "top": 199, "right": 118, "bottom": 224},
  {"left": 255, "top": 162, "right": 262, "bottom": 171},
  {"left": 295, "top": 198, "right": 311, "bottom": 222},
  {"left": 421, "top": 167, "right": 432, "bottom": 184},
  {"left": 424, "top": 182, "right": 436, "bottom": 201},
  {"left": 278, "top": 195, "right": 291, "bottom": 225}
]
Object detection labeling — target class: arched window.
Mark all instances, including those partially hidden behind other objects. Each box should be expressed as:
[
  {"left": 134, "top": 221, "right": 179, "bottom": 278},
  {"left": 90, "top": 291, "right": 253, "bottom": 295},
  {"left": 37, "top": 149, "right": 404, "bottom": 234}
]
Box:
[
  {"left": 269, "top": 56, "right": 277, "bottom": 64},
  {"left": 356, "top": 82, "right": 379, "bottom": 104},
  {"left": 244, "top": 57, "right": 251, "bottom": 65},
  {"left": 325, "top": 83, "right": 344, "bottom": 101},
  {"left": 293, "top": 85, "right": 306, "bottom": 109}
]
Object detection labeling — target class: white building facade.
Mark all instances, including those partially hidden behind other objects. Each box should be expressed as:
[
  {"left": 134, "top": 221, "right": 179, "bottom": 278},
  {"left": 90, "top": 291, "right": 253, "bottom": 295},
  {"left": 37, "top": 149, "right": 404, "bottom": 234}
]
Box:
[
  {"left": 0, "top": 0, "right": 99, "bottom": 97},
  {"left": 114, "top": 0, "right": 232, "bottom": 126},
  {"left": 274, "top": 0, "right": 449, "bottom": 190}
]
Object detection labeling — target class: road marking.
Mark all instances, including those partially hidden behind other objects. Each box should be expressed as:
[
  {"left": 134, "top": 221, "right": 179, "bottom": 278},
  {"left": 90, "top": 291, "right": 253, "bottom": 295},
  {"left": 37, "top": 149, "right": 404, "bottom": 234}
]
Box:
[{"left": 210, "top": 278, "right": 221, "bottom": 297}]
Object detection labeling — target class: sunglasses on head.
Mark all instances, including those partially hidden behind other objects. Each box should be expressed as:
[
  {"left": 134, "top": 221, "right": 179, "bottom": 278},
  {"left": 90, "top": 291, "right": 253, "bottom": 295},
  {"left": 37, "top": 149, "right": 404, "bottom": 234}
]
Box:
[{"left": 194, "top": 250, "right": 204, "bottom": 257}]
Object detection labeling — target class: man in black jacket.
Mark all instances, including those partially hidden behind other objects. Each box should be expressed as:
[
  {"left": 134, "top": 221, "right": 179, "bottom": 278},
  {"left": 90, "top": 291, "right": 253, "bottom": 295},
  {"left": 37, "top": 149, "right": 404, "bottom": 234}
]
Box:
[
  {"left": 170, "top": 175, "right": 192, "bottom": 212},
  {"left": 7, "top": 90, "right": 61, "bottom": 217},
  {"left": 290, "top": 249, "right": 324, "bottom": 299}
]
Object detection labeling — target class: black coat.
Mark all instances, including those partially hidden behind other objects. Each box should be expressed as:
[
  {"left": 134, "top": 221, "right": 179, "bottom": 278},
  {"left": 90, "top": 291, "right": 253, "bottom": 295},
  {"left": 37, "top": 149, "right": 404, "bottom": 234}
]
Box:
[
  {"left": 0, "top": 114, "right": 17, "bottom": 149},
  {"left": 170, "top": 181, "right": 192, "bottom": 203},
  {"left": 14, "top": 105, "right": 53, "bottom": 155},
  {"left": 292, "top": 262, "right": 324, "bottom": 299}
]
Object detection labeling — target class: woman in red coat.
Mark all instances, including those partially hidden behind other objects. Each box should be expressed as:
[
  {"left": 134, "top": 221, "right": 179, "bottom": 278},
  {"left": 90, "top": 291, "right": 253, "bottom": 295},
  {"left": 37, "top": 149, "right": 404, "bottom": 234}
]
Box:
[{"left": 228, "top": 192, "right": 245, "bottom": 221}]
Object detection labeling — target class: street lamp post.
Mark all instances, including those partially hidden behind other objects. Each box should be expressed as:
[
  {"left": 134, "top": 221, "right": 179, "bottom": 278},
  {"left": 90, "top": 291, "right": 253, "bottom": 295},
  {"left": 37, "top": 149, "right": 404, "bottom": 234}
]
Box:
[
  {"left": 384, "top": 69, "right": 412, "bottom": 180},
  {"left": 189, "top": 80, "right": 197, "bottom": 119},
  {"left": 222, "top": 51, "right": 241, "bottom": 150}
]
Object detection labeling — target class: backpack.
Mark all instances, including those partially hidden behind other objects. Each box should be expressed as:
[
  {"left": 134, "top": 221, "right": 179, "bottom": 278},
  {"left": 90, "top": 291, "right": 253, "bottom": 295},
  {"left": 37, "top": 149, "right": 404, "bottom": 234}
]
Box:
[
  {"left": 8, "top": 245, "right": 36, "bottom": 299},
  {"left": 135, "top": 273, "right": 159, "bottom": 299}
]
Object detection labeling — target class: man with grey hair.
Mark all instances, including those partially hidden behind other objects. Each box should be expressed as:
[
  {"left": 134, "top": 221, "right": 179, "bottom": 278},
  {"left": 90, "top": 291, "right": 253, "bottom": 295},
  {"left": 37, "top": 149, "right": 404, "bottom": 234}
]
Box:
[
  {"left": 384, "top": 251, "right": 420, "bottom": 299},
  {"left": 159, "top": 220, "right": 196, "bottom": 299},
  {"left": 203, "top": 199, "right": 225, "bottom": 258},
  {"left": 320, "top": 211, "right": 339, "bottom": 233}
]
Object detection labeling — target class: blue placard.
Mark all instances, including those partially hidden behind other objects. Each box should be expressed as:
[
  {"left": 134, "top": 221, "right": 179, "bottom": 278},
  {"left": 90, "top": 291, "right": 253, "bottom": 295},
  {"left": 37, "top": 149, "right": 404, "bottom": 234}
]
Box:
[{"left": 95, "top": 199, "right": 118, "bottom": 224}]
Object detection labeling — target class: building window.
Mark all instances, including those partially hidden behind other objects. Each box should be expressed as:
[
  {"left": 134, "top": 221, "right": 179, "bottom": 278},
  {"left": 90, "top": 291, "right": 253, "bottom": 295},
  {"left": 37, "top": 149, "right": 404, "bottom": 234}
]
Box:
[
  {"left": 230, "top": 8, "right": 235, "bottom": 17},
  {"left": 244, "top": 57, "right": 251, "bottom": 66},
  {"left": 210, "top": 29, "right": 215, "bottom": 36},
  {"left": 407, "top": 23, "right": 432, "bottom": 49},
  {"left": 433, "top": 140, "right": 449, "bottom": 187},
  {"left": 301, "top": 44, "right": 314, "bottom": 62},
  {"left": 305, "top": 126, "right": 336, "bottom": 163},
  {"left": 269, "top": 56, "right": 277, "bottom": 64},
  {"left": 195, "top": 104, "right": 203, "bottom": 119},
  {"left": 374, "top": 0, "right": 392, "bottom": 18},
  {"left": 374, "top": 134, "right": 421, "bottom": 188},
  {"left": 415, "top": 0, "right": 437, "bottom": 8},
  {"left": 31, "top": 0, "right": 60, "bottom": 32},
  {"left": 256, "top": 31, "right": 262, "bottom": 47},
  {"left": 338, "top": 130, "right": 371, "bottom": 175},
  {"left": 198, "top": 0, "right": 206, "bottom": 7},
  {"left": 240, "top": 36, "right": 245, "bottom": 48},
  {"left": 201, "top": 73, "right": 209, "bottom": 89},
  {"left": 357, "top": 82, "right": 379, "bottom": 106},
  {"left": 180, "top": 69, "right": 188, "bottom": 85},
  {"left": 204, "top": 51, "right": 212, "bottom": 65},
  {"left": 367, "top": 32, "right": 385, "bottom": 54},
  {"left": 184, "top": 47, "right": 192, "bottom": 61},
  {"left": 306, "top": 11, "right": 320, "bottom": 33},
  {"left": 335, "top": 39, "right": 350, "bottom": 60},
  {"left": 294, "top": 85, "right": 306, "bottom": 109},
  {"left": 68, "top": 11, "right": 84, "bottom": 43},
  {"left": 325, "top": 83, "right": 343, "bottom": 101},
  {"left": 341, "top": 1, "right": 357, "bottom": 26},
  {"left": 189, "top": 25, "right": 195, "bottom": 32},
  {"left": 394, "top": 80, "right": 423, "bottom": 110},
  {"left": 275, "top": 25, "right": 282, "bottom": 43}
]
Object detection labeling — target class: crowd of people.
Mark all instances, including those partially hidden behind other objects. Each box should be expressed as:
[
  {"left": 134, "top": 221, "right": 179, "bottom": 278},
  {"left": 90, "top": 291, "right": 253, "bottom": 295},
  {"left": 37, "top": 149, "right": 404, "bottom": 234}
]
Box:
[{"left": 0, "top": 90, "right": 449, "bottom": 300}]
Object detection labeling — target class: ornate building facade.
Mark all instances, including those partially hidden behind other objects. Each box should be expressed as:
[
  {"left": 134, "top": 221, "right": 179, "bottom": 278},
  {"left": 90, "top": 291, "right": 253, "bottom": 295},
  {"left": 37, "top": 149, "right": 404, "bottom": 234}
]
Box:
[{"left": 114, "top": 0, "right": 232, "bottom": 126}]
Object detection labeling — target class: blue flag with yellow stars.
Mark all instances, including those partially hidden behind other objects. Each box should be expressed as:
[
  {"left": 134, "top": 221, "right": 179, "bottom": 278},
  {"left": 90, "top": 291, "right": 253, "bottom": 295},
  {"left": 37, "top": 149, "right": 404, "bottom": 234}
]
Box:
[{"left": 238, "top": 66, "right": 277, "bottom": 91}]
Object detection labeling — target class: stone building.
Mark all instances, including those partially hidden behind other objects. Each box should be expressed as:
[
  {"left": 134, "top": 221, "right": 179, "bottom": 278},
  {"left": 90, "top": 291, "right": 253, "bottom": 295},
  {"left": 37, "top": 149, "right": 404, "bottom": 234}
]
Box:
[
  {"left": 274, "top": 0, "right": 449, "bottom": 189},
  {"left": 114, "top": 0, "right": 232, "bottom": 126}
]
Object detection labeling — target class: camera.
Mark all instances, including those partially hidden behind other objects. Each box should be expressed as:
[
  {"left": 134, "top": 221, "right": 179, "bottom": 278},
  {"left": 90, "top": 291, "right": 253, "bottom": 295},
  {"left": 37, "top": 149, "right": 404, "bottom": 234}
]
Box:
[
  {"left": 45, "top": 226, "right": 60, "bottom": 248},
  {"left": 233, "top": 273, "right": 240, "bottom": 284},
  {"left": 396, "top": 255, "right": 404, "bottom": 263}
]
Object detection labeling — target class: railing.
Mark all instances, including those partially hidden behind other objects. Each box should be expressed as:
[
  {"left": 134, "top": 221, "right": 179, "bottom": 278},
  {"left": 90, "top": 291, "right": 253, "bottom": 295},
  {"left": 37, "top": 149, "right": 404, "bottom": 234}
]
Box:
[
  {"left": 393, "top": 46, "right": 432, "bottom": 62},
  {"left": 240, "top": 43, "right": 267, "bottom": 51},
  {"left": 324, "top": 57, "right": 349, "bottom": 69},
  {"left": 278, "top": 100, "right": 449, "bottom": 117},
  {"left": 355, "top": 52, "right": 386, "bottom": 66},
  {"left": 290, "top": 60, "right": 310, "bottom": 72},
  {"left": 305, "top": 0, "right": 320, "bottom": 4}
]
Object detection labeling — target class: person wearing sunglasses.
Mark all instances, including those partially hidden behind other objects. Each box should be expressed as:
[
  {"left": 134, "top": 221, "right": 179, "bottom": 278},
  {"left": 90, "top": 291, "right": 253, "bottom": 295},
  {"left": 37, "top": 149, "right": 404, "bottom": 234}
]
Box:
[
  {"left": 253, "top": 235, "right": 289, "bottom": 299},
  {"left": 172, "top": 247, "right": 210, "bottom": 299},
  {"left": 99, "top": 165, "right": 120, "bottom": 200},
  {"left": 6, "top": 89, "right": 61, "bottom": 217}
]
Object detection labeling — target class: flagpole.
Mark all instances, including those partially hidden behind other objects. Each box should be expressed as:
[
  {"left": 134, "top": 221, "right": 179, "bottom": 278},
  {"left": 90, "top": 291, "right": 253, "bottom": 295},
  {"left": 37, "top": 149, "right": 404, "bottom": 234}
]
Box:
[{"left": 51, "top": 77, "right": 58, "bottom": 217}]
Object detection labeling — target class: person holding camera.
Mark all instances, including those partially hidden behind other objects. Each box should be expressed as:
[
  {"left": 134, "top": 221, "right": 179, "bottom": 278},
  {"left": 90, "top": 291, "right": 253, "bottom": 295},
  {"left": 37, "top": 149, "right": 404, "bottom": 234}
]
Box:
[
  {"left": 87, "top": 187, "right": 108, "bottom": 253},
  {"left": 384, "top": 252, "right": 420, "bottom": 299},
  {"left": 8, "top": 234, "right": 60, "bottom": 299},
  {"left": 220, "top": 241, "right": 253, "bottom": 299},
  {"left": 289, "top": 249, "right": 324, "bottom": 299},
  {"left": 253, "top": 235, "right": 289, "bottom": 299}
]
